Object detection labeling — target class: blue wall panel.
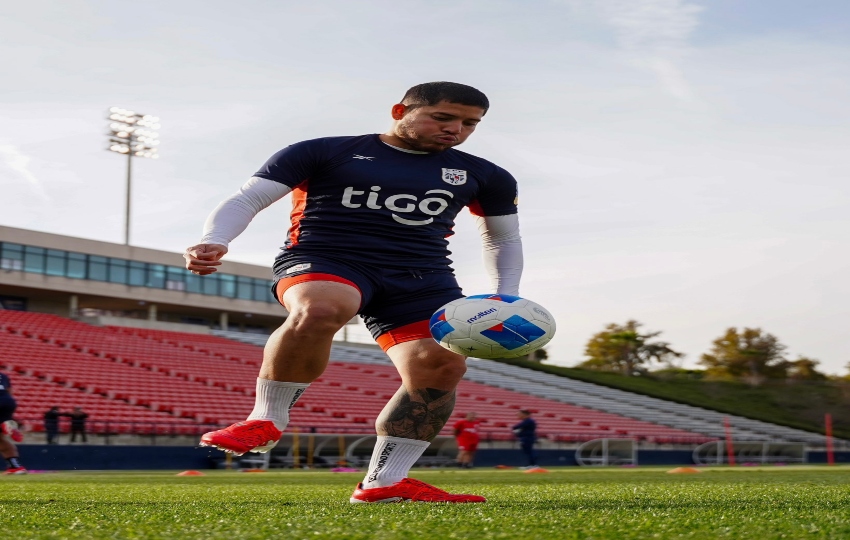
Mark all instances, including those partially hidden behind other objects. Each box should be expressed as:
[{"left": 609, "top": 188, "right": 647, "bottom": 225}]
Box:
[
  {"left": 16, "top": 445, "right": 850, "bottom": 470},
  {"left": 19, "top": 445, "right": 225, "bottom": 471}
]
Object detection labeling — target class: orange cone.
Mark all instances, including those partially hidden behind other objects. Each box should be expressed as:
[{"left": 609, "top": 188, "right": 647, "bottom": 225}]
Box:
[
  {"left": 667, "top": 467, "right": 701, "bottom": 474},
  {"left": 176, "top": 470, "right": 205, "bottom": 476}
]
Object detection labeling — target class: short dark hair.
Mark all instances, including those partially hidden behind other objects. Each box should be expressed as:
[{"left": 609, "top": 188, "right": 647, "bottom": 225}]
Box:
[
  {"left": 401, "top": 82, "right": 489, "bottom": 112},
  {"left": 520, "top": 409, "right": 532, "bottom": 415}
]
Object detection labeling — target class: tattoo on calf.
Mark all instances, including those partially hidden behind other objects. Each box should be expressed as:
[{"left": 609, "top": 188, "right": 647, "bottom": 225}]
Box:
[{"left": 377, "top": 387, "right": 456, "bottom": 441}]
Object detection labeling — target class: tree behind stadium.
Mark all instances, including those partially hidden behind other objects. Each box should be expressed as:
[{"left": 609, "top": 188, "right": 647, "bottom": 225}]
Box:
[
  {"left": 580, "top": 320, "right": 683, "bottom": 376},
  {"left": 787, "top": 357, "right": 827, "bottom": 381},
  {"left": 699, "top": 327, "right": 789, "bottom": 384}
]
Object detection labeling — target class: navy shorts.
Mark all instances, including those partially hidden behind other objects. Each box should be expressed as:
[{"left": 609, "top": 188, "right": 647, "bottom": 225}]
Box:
[
  {"left": 0, "top": 399, "right": 17, "bottom": 424},
  {"left": 272, "top": 252, "right": 463, "bottom": 350}
]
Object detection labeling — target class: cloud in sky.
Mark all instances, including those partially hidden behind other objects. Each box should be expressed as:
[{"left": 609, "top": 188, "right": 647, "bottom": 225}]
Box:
[
  {"left": 0, "top": 143, "right": 48, "bottom": 201},
  {"left": 596, "top": 0, "right": 703, "bottom": 101}
]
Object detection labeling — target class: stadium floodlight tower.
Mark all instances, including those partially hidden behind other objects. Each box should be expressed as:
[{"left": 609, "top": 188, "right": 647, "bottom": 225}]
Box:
[{"left": 106, "top": 107, "right": 160, "bottom": 245}]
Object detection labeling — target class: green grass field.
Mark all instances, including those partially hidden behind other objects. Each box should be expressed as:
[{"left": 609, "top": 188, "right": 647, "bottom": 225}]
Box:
[{"left": 2, "top": 466, "right": 849, "bottom": 539}]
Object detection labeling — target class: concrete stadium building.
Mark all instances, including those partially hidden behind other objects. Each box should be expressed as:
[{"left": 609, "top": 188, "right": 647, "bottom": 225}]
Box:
[{"left": 0, "top": 225, "right": 286, "bottom": 334}]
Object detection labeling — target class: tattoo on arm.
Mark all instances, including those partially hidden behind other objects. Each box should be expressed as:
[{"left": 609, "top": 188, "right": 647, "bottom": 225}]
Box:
[{"left": 377, "top": 387, "right": 456, "bottom": 441}]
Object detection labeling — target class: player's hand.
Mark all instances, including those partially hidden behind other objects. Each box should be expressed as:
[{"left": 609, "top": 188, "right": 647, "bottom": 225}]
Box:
[{"left": 184, "top": 243, "right": 228, "bottom": 275}]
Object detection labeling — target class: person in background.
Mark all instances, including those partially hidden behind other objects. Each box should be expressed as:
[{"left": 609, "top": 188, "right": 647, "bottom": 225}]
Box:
[
  {"left": 0, "top": 370, "right": 26, "bottom": 474},
  {"left": 512, "top": 409, "right": 538, "bottom": 469},
  {"left": 453, "top": 412, "right": 481, "bottom": 468},
  {"left": 66, "top": 407, "right": 89, "bottom": 443},
  {"left": 44, "top": 406, "right": 61, "bottom": 445}
]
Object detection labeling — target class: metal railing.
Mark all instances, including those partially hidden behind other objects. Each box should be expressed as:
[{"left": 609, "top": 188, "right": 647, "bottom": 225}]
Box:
[{"left": 18, "top": 417, "right": 837, "bottom": 448}]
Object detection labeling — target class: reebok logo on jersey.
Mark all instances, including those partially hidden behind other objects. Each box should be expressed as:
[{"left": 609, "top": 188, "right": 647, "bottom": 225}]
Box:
[
  {"left": 352, "top": 155, "right": 375, "bottom": 160},
  {"left": 285, "top": 263, "right": 312, "bottom": 274},
  {"left": 341, "top": 186, "right": 454, "bottom": 226},
  {"left": 442, "top": 168, "right": 467, "bottom": 185}
]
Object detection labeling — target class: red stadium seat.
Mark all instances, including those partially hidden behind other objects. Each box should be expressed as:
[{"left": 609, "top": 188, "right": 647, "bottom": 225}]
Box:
[{"left": 0, "top": 311, "right": 711, "bottom": 442}]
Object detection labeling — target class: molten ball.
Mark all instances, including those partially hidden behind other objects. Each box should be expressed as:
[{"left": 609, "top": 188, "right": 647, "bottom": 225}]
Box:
[{"left": 429, "top": 294, "right": 556, "bottom": 359}]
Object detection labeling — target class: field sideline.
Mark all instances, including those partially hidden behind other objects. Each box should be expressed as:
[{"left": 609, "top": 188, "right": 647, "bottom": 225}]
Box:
[{"left": 2, "top": 466, "right": 849, "bottom": 539}]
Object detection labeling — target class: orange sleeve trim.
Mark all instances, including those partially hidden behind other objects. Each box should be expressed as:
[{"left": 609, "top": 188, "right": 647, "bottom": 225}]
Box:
[
  {"left": 468, "top": 199, "right": 485, "bottom": 217},
  {"left": 275, "top": 273, "right": 360, "bottom": 303},
  {"left": 375, "top": 320, "right": 432, "bottom": 351}
]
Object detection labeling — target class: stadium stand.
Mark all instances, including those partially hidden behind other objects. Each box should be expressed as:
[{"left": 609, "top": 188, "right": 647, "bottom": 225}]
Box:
[
  {"left": 1, "top": 311, "right": 705, "bottom": 443},
  {"left": 218, "top": 330, "right": 829, "bottom": 445},
  {"left": 0, "top": 227, "right": 834, "bottom": 459}
]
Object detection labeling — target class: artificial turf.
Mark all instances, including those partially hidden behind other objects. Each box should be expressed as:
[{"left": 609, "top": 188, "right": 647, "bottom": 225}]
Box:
[{"left": 1, "top": 466, "right": 849, "bottom": 539}]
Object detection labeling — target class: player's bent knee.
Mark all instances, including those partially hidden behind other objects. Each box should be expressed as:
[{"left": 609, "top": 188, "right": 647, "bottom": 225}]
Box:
[
  {"left": 286, "top": 302, "right": 354, "bottom": 333},
  {"left": 414, "top": 352, "right": 467, "bottom": 386},
  {"left": 438, "top": 359, "right": 467, "bottom": 383}
]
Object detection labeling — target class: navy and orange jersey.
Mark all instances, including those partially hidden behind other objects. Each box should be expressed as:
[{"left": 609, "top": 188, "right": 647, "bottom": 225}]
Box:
[{"left": 254, "top": 134, "right": 518, "bottom": 270}]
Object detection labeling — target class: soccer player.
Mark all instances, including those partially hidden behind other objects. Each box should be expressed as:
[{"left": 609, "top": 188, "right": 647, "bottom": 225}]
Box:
[
  {"left": 453, "top": 411, "right": 481, "bottom": 468},
  {"left": 0, "top": 370, "right": 26, "bottom": 474},
  {"left": 185, "top": 82, "right": 523, "bottom": 503}
]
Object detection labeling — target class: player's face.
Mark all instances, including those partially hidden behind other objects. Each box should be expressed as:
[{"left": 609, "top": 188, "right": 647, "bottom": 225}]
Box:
[{"left": 393, "top": 101, "right": 485, "bottom": 152}]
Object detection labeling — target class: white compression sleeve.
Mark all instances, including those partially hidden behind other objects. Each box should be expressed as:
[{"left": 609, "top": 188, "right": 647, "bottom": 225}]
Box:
[
  {"left": 200, "top": 177, "right": 292, "bottom": 246},
  {"left": 475, "top": 214, "right": 524, "bottom": 296}
]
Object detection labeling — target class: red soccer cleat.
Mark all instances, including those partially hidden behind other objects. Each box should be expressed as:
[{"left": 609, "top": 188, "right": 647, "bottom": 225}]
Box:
[
  {"left": 199, "top": 420, "right": 282, "bottom": 456},
  {"left": 3, "top": 467, "right": 27, "bottom": 475},
  {"left": 1, "top": 420, "right": 23, "bottom": 443},
  {"left": 350, "top": 478, "right": 487, "bottom": 503}
]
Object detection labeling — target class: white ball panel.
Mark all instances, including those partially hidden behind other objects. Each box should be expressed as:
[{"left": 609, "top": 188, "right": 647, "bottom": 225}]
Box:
[{"left": 444, "top": 337, "right": 492, "bottom": 357}]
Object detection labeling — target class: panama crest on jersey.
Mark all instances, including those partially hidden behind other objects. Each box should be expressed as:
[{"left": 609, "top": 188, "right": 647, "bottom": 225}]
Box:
[{"left": 441, "top": 168, "right": 467, "bottom": 186}]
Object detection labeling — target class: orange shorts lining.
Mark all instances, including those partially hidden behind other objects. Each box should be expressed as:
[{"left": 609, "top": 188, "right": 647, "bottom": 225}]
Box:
[
  {"left": 376, "top": 320, "right": 432, "bottom": 352},
  {"left": 275, "top": 273, "right": 361, "bottom": 304}
]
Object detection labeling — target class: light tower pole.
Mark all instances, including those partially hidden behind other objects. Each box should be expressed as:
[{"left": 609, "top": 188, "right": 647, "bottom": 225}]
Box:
[{"left": 106, "top": 107, "right": 160, "bottom": 245}]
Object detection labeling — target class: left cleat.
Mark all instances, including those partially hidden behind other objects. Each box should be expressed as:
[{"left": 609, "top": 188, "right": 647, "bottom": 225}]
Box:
[
  {"left": 199, "top": 420, "right": 282, "bottom": 456},
  {"left": 3, "top": 467, "right": 27, "bottom": 475},
  {"left": 350, "top": 478, "right": 486, "bottom": 503},
  {"left": 1, "top": 420, "right": 23, "bottom": 443}
]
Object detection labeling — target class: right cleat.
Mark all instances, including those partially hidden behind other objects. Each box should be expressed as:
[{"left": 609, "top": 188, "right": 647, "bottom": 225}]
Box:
[
  {"left": 199, "top": 420, "right": 282, "bottom": 456},
  {"left": 3, "top": 467, "right": 27, "bottom": 475},
  {"left": 350, "top": 478, "right": 487, "bottom": 504}
]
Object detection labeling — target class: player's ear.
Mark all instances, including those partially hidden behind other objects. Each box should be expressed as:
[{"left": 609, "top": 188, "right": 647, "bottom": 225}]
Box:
[{"left": 391, "top": 104, "right": 406, "bottom": 120}]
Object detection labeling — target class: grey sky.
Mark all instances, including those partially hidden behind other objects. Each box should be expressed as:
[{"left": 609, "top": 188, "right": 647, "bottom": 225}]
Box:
[{"left": 2, "top": 1, "right": 849, "bottom": 373}]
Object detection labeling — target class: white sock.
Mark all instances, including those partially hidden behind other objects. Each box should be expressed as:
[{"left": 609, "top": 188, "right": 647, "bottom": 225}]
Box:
[
  {"left": 361, "top": 436, "right": 430, "bottom": 489},
  {"left": 246, "top": 378, "right": 309, "bottom": 431}
]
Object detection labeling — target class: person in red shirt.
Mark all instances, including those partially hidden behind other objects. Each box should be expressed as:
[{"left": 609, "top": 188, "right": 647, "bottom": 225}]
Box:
[{"left": 453, "top": 412, "right": 481, "bottom": 468}]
